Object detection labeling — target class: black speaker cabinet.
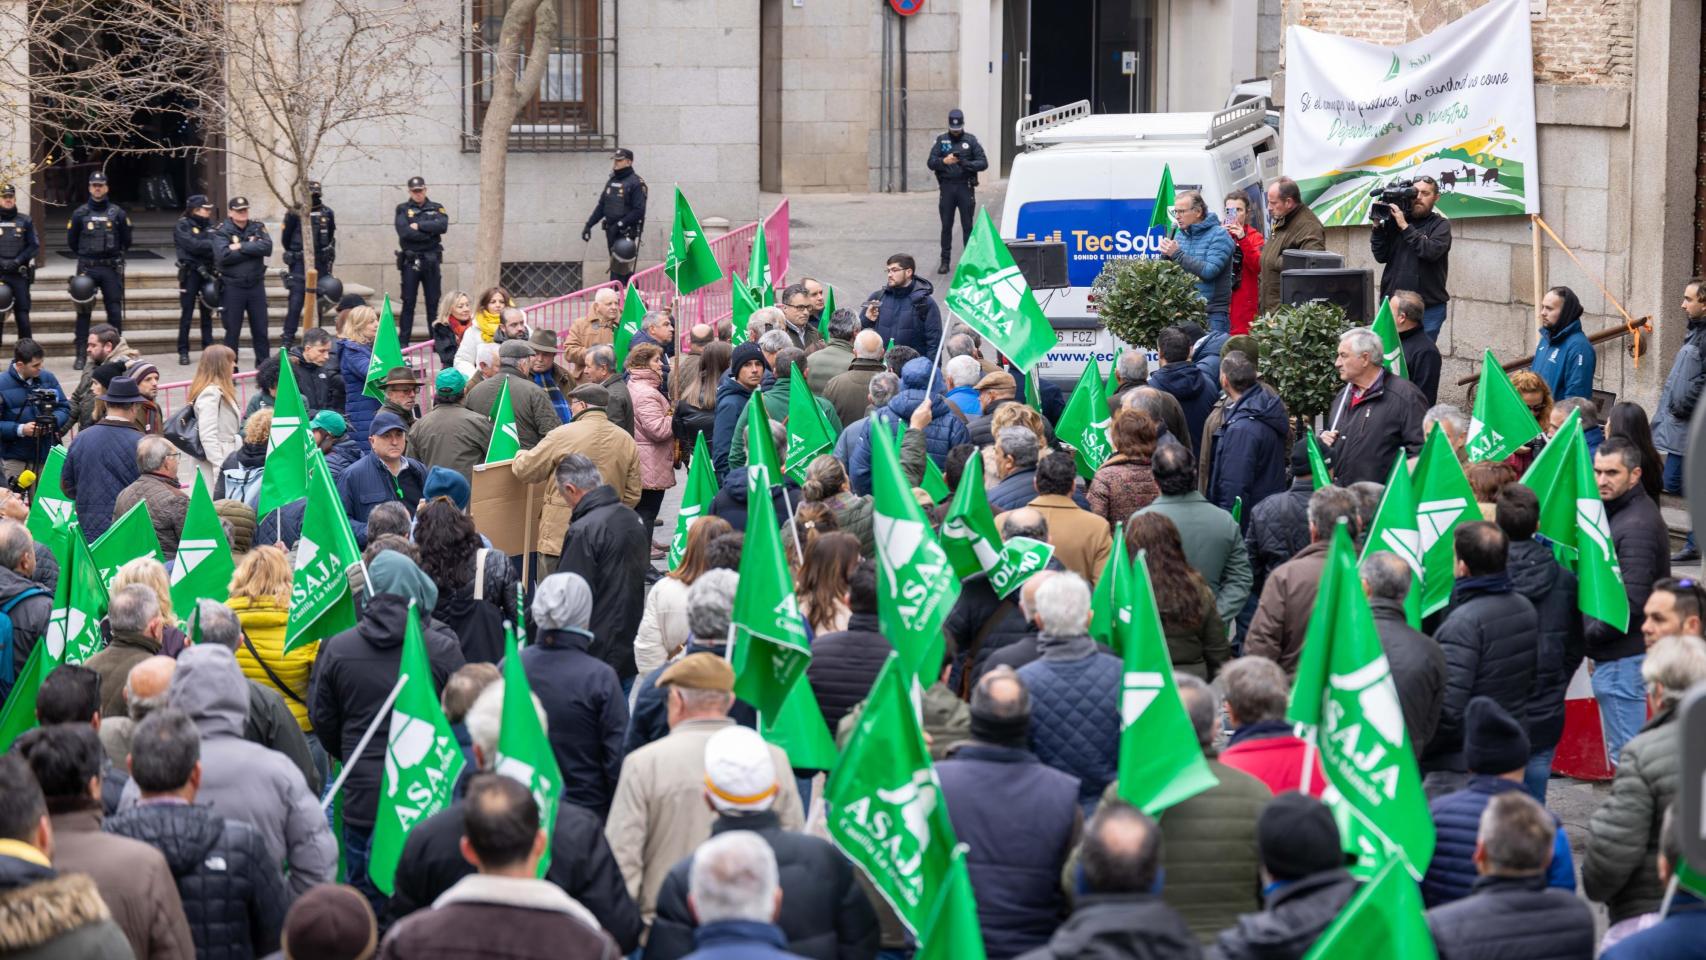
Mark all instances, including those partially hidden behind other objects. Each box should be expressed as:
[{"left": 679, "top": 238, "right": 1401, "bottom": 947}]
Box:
[
  {"left": 1281, "top": 268, "right": 1373, "bottom": 326},
  {"left": 1281, "top": 248, "right": 1345, "bottom": 272},
  {"left": 1005, "top": 239, "right": 1069, "bottom": 289}
]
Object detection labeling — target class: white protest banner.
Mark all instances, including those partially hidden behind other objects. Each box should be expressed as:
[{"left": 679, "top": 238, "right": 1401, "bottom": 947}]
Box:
[{"left": 1283, "top": 0, "right": 1538, "bottom": 227}]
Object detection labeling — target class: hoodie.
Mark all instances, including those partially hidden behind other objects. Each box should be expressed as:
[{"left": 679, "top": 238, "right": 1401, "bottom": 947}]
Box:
[
  {"left": 1207, "top": 384, "right": 1291, "bottom": 515},
  {"left": 1149, "top": 361, "right": 1219, "bottom": 455},
  {"left": 885, "top": 356, "right": 970, "bottom": 468},
  {"left": 1533, "top": 288, "right": 1595, "bottom": 401},
  {"left": 126, "top": 645, "right": 337, "bottom": 897},
  {"left": 369, "top": 548, "right": 439, "bottom": 610}
]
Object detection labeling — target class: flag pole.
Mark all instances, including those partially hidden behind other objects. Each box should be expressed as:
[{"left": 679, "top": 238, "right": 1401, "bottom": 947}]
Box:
[
  {"left": 1298, "top": 724, "right": 1316, "bottom": 796},
  {"left": 320, "top": 672, "right": 407, "bottom": 811},
  {"left": 923, "top": 312, "right": 950, "bottom": 404}
]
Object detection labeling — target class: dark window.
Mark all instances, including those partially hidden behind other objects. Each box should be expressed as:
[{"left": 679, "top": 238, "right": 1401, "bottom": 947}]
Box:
[
  {"left": 465, "top": 0, "right": 616, "bottom": 152},
  {"left": 501, "top": 260, "right": 583, "bottom": 298}
]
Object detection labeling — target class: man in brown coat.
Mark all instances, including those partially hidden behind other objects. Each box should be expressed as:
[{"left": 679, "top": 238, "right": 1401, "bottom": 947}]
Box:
[
  {"left": 464, "top": 340, "right": 563, "bottom": 450},
  {"left": 84, "top": 584, "right": 167, "bottom": 718},
  {"left": 1245, "top": 485, "right": 1358, "bottom": 673},
  {"left": 1257, "top": 176, "right": 1327, "bottom": 315},
  {"left": 511, "top": 383, "right": 641, "bottom": 568},
  {"left": 113, "top": 436, "right": 189, "bottom": 560},
  {"left": 1000, "top": 450, "right": 1112, "bottom": 586},
  {"left": 562, "top": 286, "right": 621, "bottom": 386}
]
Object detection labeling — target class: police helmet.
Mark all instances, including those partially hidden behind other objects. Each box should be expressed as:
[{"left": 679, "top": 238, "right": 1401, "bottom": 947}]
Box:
[
  {"left": 316, "top": 274, "right": 344, "bottom": 305},
  {"left": 200, "top": 281, "right": 220, "bottom": 309},
  {"left": 67, "top": 275, "right": 98, "bottom": 305},
  {"left": 610, "top": 236, "right": 639, "bottom": 263},
  {"left": 0, "top": 286, "right": 14, "bottom": 314}
]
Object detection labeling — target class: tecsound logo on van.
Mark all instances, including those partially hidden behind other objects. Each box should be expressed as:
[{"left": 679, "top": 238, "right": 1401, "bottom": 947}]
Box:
[{"left": 1014, "top": 199, "right": 1166, "bottom": 288}]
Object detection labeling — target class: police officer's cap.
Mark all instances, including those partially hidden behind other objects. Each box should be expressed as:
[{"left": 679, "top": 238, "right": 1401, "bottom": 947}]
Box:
[
  {"left": 612, "top": 148, "right": 634, "bottom": 162},
  {"left": 186, "top": 194, "right": 210, "bottom": 210},
  {"left": 308, "top": 180, "right": 322, "bottom": 193},
  {"left": 948, "top": 108, "right": 965, "bottom": 129},
  {"left": 228, "top": 196, "right": 250, "bottom": 211},
  {"left": 0, "top": 185, "right": 15, "bottom": 199},
  {"left": 407, "top": 176, "right": 426, "bottom": 190},
  {"left": 87, "top": 171, "right": 108, "bottom": 186}
]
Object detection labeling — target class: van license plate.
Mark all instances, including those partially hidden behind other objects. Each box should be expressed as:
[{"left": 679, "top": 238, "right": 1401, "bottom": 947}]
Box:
[{"left": 1056, "top": 329, "right": 1097, "bottom": 346}]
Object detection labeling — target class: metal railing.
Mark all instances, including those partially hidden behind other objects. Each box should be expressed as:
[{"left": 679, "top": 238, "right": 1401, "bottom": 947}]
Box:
[{"left": 155, "top": 196, "right": 791, "bottom": 417}]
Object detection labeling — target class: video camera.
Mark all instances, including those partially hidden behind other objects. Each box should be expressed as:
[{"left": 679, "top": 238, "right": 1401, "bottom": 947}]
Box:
[
  {"left": 1368, "top": 179, "right": 1419, "bottom": 225},
  {"left": 25, "top": 388, "right": 59, "bottom": 448}
]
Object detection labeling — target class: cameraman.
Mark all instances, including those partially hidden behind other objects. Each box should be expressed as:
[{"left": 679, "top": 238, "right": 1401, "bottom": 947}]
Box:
[
  {"left": 1370, "top": 176, "right": 1452, "bottom": 341},
  {"left": 0, "top": 339, "right": 68, "bottom": 481}
]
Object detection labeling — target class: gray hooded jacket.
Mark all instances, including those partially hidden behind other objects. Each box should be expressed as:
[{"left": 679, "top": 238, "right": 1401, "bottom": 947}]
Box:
[{"left": 121, "top": 645, "right": 337, "bottom": 896}]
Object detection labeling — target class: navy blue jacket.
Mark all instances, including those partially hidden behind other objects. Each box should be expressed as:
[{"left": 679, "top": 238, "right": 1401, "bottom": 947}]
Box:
[
  {"left": 1148, "top": 362, "right": 1219, "bottom": 456},
  {"left": 213, "top": 219, "right": 273, "bottom": 284},
  {"left": 61, "top": 417, "right": 143, "bottom": 541},
  {"left": 519, "top": 628, "right": 628, "bottom": 818},
  {"left": 708, "top": 467, "right": 803, "bottom": 534},
  {"left": 884, "top": 357, "right": 970, "bottom": 467},
  {"left": 395, "top": 197, "right": 448, "bottom": 254},
  {"left": 173, "top": 214, "right": 216, "bottom": 268},
  {"left": 335, "top": 451, "right": 426, "bottom": 542},
  {"left": 988, "top": 466, "right": 1039, "bottom": 512},
  {"left": 0, "top": 364, "right": 68, "bottom": 464},
  {"left": 1018, "top": 635, "right": 1122, "bottom": 813},
  {"left": 1009, "top": 366, "right": 1066, "bottom": 424},
  {"left": 1425, "top": 872, "right": 1596, "bottom": 960},
  {"left": 624, "top": 639, "right": 757, "bottom": 756},
  {"left": 864, "top": 276, "right": 941, "bottom": 358},
  {"left": 937, "top": 742, "right": 1082, "bottom": 959},
  {"left": 1533, "top": 317, "right": 1595, "bottom": 402},
  {"left": 337, "top": 339, "right": 379, "bottom": 448},
  {"left": 1207, "top": 384, "right": 1289, "bottom": 516},
  {"left": 710, "top": 373, "right": 753, "bottom": 482},
  {"left": 682, "top": 920, "right": 808, "bottom": 960},
  {"left": 1425, "top": 576, "right": 1540, "bottom": 773},
  {"left": 1507, "top": 538, "right": 1583, "bottom": 752},
  {"left": 1602, "top": 897, "right": 1706, "bottom": 960},
  {"left": 1421, "top": 775, "right": 1576, "bottom": 908}
]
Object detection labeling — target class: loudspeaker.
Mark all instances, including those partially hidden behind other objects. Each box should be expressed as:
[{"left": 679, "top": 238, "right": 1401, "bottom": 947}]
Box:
[
  {"left": 1281, "top": 268, "right": 1374, "bottom": 326},
  {"left": 1005, "top": 239, "right": 1069, "bottom": 289},
  {"left": 1282, "top": 248, "right": 1345, "bottom": 272}
]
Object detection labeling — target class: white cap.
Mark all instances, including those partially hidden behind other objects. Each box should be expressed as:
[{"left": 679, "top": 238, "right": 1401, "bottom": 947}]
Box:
[{"left": 703, "top": 726, "right": 778, "bottom": 812}]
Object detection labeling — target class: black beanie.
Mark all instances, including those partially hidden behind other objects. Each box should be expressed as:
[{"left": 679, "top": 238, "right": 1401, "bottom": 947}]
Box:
[
  {"left": 1463, "top": 696, "right": 1529, "bottom": 775},
  {"left": 1257, "top": 792, "right": 1344, "bottom": 881},
  {"left": 1289, "top": 437, "right": 1312, "bottom": 478}
]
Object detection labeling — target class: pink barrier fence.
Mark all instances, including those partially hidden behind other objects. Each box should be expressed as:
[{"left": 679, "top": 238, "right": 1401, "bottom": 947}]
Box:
[{"left": 154, "top": 197, "right": 791, "bottom": 417}]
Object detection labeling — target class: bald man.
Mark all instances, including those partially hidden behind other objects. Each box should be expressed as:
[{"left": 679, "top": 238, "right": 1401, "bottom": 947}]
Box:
[
  {"left": 563, "top": 287, "right": 620, "bottom": 384},
  {"left": 123, "top": 655, "right": 176, "bottom": 719},
  {"left": 672, "top": 323, "right": 717, "bottom": 403},
  {"left": 824, "top": 329, "right": 890, "bottom": 428}
]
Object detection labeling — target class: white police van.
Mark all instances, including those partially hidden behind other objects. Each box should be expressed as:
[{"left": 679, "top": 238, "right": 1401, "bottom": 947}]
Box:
[{"left": 1000, "top": 99, "right": 1279, "bottom": 386}]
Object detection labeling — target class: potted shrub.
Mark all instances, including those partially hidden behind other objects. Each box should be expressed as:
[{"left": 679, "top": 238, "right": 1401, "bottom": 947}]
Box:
[
  {"left": 1249, "top": 301, "right": 1352, "bottom": 424},
  {"left": 1091, "top": 257, "right": 1207, "bottom": 351}
]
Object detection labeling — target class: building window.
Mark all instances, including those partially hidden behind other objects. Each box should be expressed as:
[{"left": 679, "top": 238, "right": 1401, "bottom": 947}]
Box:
[
  {"left": 465, "top": 0, "right": 616, "bottom": 152},
  {"left": 501, "top": 260, "right": 584, "bottom": 298}
]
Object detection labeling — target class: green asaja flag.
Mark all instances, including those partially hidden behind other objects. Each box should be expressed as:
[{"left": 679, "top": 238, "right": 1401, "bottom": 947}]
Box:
[
  {"left": 668, "top": 433, "right": 719, "bottom": 570},
  {"left": 170, "top": 472, "right": 235, "bottom": 615},
  {"left": 284, "top": 450, "right": 362, "bottom": 655},
  {"left": 1307, "top": 428, "right": 1332, "bottom": 490},
  {"left": 938, "top": 452, "right": 1002, "bottom": 580},
  {"left": 1149, "top": 163, "right": 1176, "bottom": 234},
  {"left": 484, "top": 377, "right": 520, "bottom": 463},
  {"left": 1055, "top": 362, "right": 1114, "bottom": 479},
  {"left": 51, "top": 524, "right": 109, "bottom": 665},
  {"left": 825, "top": 653, "right": 960, "bottom": 935},
  {"left": 26, "top": 447, "right": 73, "bottom": 571},
  {"left": 1117, "top": 549, "right": 1221, "bottom": 815},
  {"left": 871, "top": 418, "right": 960, "bottom": 681},
  {"left": 916, "top": 847, "right": 987, "bottom": 960},
  {"left": 817, "top": 285, "right": 837, "bottom": 341},
  {"left": 1288, "top": 524, "right": 1435, "bottom": 880},
  {"left": 1024, "top": 368, "right": 1043, "bottom": 415},
  {"left": 0, "top": 640, "right": 49, "bottom": 751},
  {"left": 259, "top": 348, "right": 310, "bottom": 518},
  {"left": 943, "top": 209, "right": 1057, "bottom": 372},
  {"left": 666, "top": 186, "right": 724, "bottom": 295},
  {"left": 1303, "top": 856, "right": 1438, "bottom": 960},
  {"left": 90, "top": 500, "right": 162, "bottom": 586},
  {"left": 364, "top": 295, "right": 408, "bottom": 402},
  {"left": 1358, "top": 451, "right": 1423, "bottom": 629},
  {"left": 613, "top": 283, "right": 646, "bottom": 375},
  {"left": 1466, "top": 349, "right": 1542, "bottom": 462},
  {"left": 1370, "top": 297, "right": 1408, "bottom": 379},
  {"left": 748, "top": 221, "right": 775, "bottom": 307},
  {"left": 1519, "top": 412, "right": 1629, "bottom": 631},
  {"left": 920, "top": 457, "right": 950, "bottom": 505},
  {"left": 730, "top": 278, "right": 759, "bottom": 346},
  {"left": 1089, "top": 524, "right": 1130, "bottom": 652},
  {"left": 782, "top": 363, "right": 836, "bottom": 483},
  {"left": 1411, "top": 423, "right": 1478, "bottom": 618},
  {"left": 729, "top": 393, "right": 812, "bottom": 718},
  {"left": 369, "top": 602, "right": 466, "bottom": 895},
  {"left": 496, "top": 621, "right": 562, "bottom": 877},
  {"left": 761, "top": 671, "right": 839, "bottom": 771},
  {"left": 987, "top": 536, "right": 1053, "bottom": 600}
]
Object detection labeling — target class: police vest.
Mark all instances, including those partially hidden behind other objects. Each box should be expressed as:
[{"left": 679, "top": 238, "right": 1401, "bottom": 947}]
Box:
[
  {"left": 603, "top": 178, "right": 633, "bottom": 221},
  {"left": 0, "top": 216, "right": 27, "bottom": 260},
  {"left": 80, "top": 210, "right": 118, "bottom": 256},
  {"left": 310, "top": 208, "right": 333, "bottom": 251}
]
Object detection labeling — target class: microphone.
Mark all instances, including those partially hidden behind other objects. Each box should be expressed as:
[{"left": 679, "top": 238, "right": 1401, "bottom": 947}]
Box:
[{"left": 15, "top": 469, "right": 35, "bottom": 490}]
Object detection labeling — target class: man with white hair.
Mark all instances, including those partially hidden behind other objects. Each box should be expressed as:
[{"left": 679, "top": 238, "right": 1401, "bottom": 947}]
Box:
[
  {"left": 645, "top": 726, "right": 878, "bottom": 959},
  {"left": 746, "top": 306, "right": 786, "bottom": 347},
  {"left": 385, "top": 678, "right": 643, "bottom": 951},
  {"left": 943, "top": 354, "right": 984, "bottom": 417},
  {"left": 625, "top": 569, "right": 754, "bottom": 754},
  {"left": 1014, "top": 572, "right": 1122, "bottom": 812},
  {"left": 113, "top": 435, "right": 189, "bottom": 559},
  {"left": 563, "top": 286, "right": 621, "bottom": 385},
  {"left": 824, "top": 329, "right": 890, "bottom": 429},
  {"left": 679, "top": 831, "right": 803, "bottom": 960},
  {"left": 84, "top": 583, "right": 165, "bottom": 718},
  {"left": 1319, "top": 325, "right": 1426, "bottom": 484},
  {"left": 1422, "top": 403, "right": 1470, "bottom": 463}
]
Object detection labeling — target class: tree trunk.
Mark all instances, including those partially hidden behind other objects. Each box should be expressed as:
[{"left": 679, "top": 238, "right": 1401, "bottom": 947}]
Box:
[{"left": 475, "top": 0, "right": 556, "bottom": 290}]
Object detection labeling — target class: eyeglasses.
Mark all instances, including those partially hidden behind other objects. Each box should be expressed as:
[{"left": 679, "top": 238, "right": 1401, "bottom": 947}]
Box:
[{"left": 783, "top": 301, "right": 808, "bottom": 310}]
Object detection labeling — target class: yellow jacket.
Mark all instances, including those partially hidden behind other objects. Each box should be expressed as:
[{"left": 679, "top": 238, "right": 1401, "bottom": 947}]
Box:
[{"left": 229, "top": 595, "right": 317, "bottom": 731}]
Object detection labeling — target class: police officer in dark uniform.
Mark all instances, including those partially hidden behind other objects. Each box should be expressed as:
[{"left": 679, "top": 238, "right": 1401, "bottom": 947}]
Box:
[
  {"left": 214, "top": 196, "right": 274, "bottom": 363},
  {"left": 282, "top": 179, "right": 336, "bottom": 352},
  {"left": 0, "top": 185, "right": 38, "bottom": 344},
  {"left": 582, "top": 148, "right": 647, "bottom": 283},
  {"left": 927, "top": 108, "right": 988, "bottom": 274},
  {"left": 395, "top": 175, "right": 447, "bottom": 347},
  {"left": 66, "top": 171, "right": 132, "bottom": 355},
  {"left": 172, "top": 195, "right": 218, "bottom": 365}
]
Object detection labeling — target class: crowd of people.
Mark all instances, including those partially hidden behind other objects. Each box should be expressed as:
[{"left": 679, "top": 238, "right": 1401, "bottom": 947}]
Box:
[{"left": 0, "top": 196, "right": 1699, "bottom": 960}]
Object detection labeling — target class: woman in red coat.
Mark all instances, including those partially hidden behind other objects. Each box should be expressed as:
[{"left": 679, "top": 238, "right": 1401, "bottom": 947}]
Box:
[{"left": 1224, "top": 192, "right": 1266, "bottom": 334}]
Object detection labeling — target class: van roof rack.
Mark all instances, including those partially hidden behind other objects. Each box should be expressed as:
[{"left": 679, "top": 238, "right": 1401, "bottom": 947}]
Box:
[{"left": 1016, "top": 97, "right": 1271, "bottom": 150}]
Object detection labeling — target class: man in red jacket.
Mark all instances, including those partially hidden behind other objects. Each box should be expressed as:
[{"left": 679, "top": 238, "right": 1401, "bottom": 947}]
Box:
[{"left": 1217, "top": 656, "right": 1325, "bottom": 796}]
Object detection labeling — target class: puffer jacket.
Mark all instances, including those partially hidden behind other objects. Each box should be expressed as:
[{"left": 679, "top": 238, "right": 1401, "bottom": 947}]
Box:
[
  {"left": 629, "top": 368, "right": 676, "bottom": 490},
  {"left": 1532, "top": 314, "right": 1596, "bottom": 402},
  {"left": 214, "top": 499, "right": 256, "bottom": 557},
  {"left": 1087, "top": 455, "right": 1160, "bottom": 530},
  {"left": 1506, "top": 539, "right": 1583, "bottom": 752},
  {"left": 1148, "top": 363, "right": 1218, "bottom": 458},
  {"left": 1017, "top": 633, "right": 1122, "bottom": 812},
  {"left": 644, "top": 810, "right": 879, "bottom": 960},
  {"left": 1425, "top": 873, "right": 1596, "bottom": 960},
  {"left": 710, "top": 372, "right": 753, "bottom": 482},
  {"left": 1244, "top": 477, "right": 1311, "bottom": 596},
  {"left": 46, "top": 804, "right": 194, "bottom": 960},
  {"left": 1584, "top": 486, "right": 1670, "bottom": 664},
  {"left": 1421, "top": 776, "right": 1575, "bottom": 908},
  {"left": 325, "top": 437, "right": 363, "bottom": 480},
  {"left": 1652, "top": 316, "right": 1706, "bottom": 455},
  {"left": 847, "top": 416, "right": 930, "bottom": 497},
  {"left": 61, "top": 416, "right": 144, "bottom": 541},
  {"left": 805, "top": 611, "right": 890, "bottom": 733},
  {"left": 228, "top": 595, "right": 315, "bottom": 731},
  {"left": 884, "top": 356, "right": 970, "bottom": 468},
  {"left": 1015, "top": 893, "right": 1201, "bottom": 960},
  {"left": 864, "top": 275, "right": 942, "bottom": 357},
  {"left": 104, "top": 801, "right": 286, "bottom": 960},
  {"left": 0, "top": 854, "right": 135, "bottom": 960},
  {"left": 1210, "top": 869, "right": 1360, "bottom": 960},
  {"left": 946, "top": 562, "right": 1066, "bottom": 694},
  {"left": 1425, "top": 575, "right": 1539, "bottom": 773},
  {"left": 336, "top": 338, "right": 378, "bottom": 448},
  {"left": 114, "top": 472, "right": 190, "bottom": 560},
  {"left": 1170, "top": 213, "right": 1236, "bottom": 315},
  {"left": 1206, "top": 385, "right": 1289, "bottom": 515},
  {"left": 1583, "top": 705, "right": 1680, "bottom": 922}
]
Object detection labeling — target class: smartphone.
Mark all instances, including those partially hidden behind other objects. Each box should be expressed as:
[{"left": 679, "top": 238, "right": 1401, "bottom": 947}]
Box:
[{"left": 1224, "top": 207, "right": 1238, "bottom": 224}]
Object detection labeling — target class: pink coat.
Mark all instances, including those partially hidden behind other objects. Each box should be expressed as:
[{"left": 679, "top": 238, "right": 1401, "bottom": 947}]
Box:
[{"left": 629, "top": 368, "right": 677, "bottom": 490}]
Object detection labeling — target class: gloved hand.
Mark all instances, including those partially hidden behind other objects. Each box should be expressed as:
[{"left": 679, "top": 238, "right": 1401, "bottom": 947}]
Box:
[{"left": 581, "top": 227, "right": 593, "bottom": 242}]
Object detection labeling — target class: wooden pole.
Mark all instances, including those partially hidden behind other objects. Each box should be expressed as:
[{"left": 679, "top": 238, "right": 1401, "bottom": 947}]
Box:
[{"left": 304, "top": 267, "right": 319, "bottom": 330}]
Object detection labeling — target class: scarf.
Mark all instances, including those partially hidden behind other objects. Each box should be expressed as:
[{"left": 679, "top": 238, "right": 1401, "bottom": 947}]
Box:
[{"left": 476, "top": 308, "right": 503, "bottom": 342}]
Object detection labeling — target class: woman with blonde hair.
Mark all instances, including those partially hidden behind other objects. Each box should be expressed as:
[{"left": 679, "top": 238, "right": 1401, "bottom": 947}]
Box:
[
  {"left": 227, "top": 545, "right": 316, "bottom": 731},
  {"left": 431, "top": 289, "right": 473, "bottom": 368},
  {"left": 188, "top": 344, "right": 242, "bottom": 488},
  {"left": 634, "top": 515, "right": 733, "bottom": 675},
  {"left": 111, "top": 557, "right": 187, "bottom": 657},
  {"left": 338, "top": 304, "right": 381, "bottom": 447},
  {"left": 215, "top": 408, "right": 271, "bottom": 507}
]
